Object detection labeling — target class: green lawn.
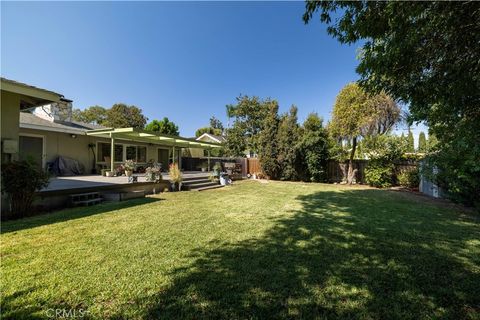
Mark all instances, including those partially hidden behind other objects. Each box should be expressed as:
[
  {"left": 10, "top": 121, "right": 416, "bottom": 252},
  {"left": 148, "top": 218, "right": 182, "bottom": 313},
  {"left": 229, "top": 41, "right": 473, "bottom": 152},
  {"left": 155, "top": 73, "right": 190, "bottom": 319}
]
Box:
[{"left": 1, "top": 181, "right": 479, "bottom": 319}]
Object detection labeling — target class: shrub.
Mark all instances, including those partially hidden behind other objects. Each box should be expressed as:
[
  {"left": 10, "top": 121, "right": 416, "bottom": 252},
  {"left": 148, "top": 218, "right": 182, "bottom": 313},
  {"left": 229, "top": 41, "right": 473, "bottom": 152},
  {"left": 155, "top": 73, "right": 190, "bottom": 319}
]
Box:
[
  {"left": 397, "top": 168, "right": 420, "bottom": 189},
  {"left": 1, "top": 160, "right": 49, "bottom": 220},
  {"left": 365, "top": 164, "right": 394, "bottom": 188}
]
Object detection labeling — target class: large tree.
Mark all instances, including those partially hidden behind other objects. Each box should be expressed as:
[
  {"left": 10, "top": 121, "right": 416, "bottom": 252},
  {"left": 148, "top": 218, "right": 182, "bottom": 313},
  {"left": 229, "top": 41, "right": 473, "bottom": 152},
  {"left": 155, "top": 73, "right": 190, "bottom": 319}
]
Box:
[
  {"left": 298, "top": 113, "right": 329, "bottom": 182},
  {"left": 329, "top": 83, "right": 368, "bottom": 184},
  {"left": 277, "top": 106, "right": 301, "bottom": 181},
  {"left": 330, "top": 83, "right": 400, "bottom": 183},
  {"left": 418, "top": 131, "right": 427, "bottom": 153},
  {"left": 72, "top": 105, "right": 107, "bottom": 125},
  {"left": 105, "top": 104, "right": 147, "bottom": 129},
  {"left": 73, "top": 104, "right": 147, "bottom": 128},
  {"left": 407, "top": 130, "right": 415, "bottom": 153},
  {"left": 195, "top": 116, "right": 224, "bottom": 138},
  {"left": 145, "top": 117, "right": 179, "bottom": 136},
  {"left": 304, "top": 1, "right": 480, "bottom": 205},
  {"left": 225, "top": 95, "right": 271, "bottom": 157},
  {"left": 209, "top": 116, "right": 224, "bottom": 132},
  {"left": 258, "top": 102, "right": 280, "bottom": 179}
]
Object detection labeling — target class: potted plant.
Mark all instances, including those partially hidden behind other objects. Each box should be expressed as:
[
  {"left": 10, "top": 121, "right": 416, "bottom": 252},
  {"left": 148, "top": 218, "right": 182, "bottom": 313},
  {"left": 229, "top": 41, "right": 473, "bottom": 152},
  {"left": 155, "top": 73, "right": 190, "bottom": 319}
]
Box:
[
  {"left": 213, "top": 163, "right": 222, "bottom": 176},
  {"left": 145, "top": 163, "right": 162, "bottom": 182},
  {"left": 169, "top": 163, "right": 183, "bottom": 191},
  {"left": 101, "top": 168, "right": 108, "bottom": 176},
  {"left": 123, "top": 159, "right": 136, "bottom": 177}
]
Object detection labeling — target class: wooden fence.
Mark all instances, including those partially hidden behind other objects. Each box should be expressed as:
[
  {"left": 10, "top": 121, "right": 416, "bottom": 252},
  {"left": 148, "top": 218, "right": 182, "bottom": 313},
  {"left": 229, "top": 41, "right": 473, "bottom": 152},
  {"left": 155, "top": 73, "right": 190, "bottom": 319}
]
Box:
[
  {"left": 182, "top": 157, "right": 417, "bottom": 183},
  {"left": 236, "top": 158, "right": 417, "bottom": 183}
]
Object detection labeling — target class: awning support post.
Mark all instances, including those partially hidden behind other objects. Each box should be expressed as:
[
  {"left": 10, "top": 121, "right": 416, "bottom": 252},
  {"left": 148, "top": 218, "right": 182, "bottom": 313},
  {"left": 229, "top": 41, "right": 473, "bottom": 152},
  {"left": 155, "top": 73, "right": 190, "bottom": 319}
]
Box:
[
  {"left": 110, "top": 135, "right": 115, "bottom": 171},
  {"left": 207, "top": 149, "right": 211, "bottom": 172}
]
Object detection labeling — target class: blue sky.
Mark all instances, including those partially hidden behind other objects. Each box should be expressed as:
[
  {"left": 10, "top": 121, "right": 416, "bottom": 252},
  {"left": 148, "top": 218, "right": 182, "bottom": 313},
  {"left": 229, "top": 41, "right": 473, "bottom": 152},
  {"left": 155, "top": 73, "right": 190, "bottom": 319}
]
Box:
[{"left": 1, "top": 1, "right": 424, "bottom": 139}]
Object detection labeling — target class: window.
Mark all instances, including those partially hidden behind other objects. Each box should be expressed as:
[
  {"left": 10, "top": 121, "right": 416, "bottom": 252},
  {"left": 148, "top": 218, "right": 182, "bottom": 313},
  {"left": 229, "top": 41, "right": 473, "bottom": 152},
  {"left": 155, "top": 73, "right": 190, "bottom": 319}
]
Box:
[
  {"left": 126, "top": 145, "right": 147, "bottom": 162},
  {"left": 97, "top": 142, "right": 123, "bottom": 162},
  {"left": 97, "top": 143, "right": 147, "bottom": 163},
  {"left": 137, "top": 146, "right": 147, "bottom": 162},
  {"left": 114, "top": 145, "right": 123, "bottom": 162},
  {"left": 126, "top": 146, "right": 136, "bottom": 161}
]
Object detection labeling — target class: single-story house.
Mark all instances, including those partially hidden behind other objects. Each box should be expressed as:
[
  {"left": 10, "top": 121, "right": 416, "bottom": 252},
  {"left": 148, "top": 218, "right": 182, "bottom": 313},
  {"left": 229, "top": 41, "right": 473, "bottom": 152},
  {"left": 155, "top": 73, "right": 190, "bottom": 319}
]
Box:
[{"left": 1, "top": 78, "right": 221, "bottom": 176}]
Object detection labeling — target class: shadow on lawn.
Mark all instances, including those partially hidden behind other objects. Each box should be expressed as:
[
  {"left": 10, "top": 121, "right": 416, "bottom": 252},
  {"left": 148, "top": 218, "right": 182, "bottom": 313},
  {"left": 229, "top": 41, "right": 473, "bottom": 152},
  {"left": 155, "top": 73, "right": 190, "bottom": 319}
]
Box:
[
  {"left": 137, "top": 189, "right": 479, "bottom": 319},
  {"left": 1, "top": 198, "right": 162, "bottom": 234}
]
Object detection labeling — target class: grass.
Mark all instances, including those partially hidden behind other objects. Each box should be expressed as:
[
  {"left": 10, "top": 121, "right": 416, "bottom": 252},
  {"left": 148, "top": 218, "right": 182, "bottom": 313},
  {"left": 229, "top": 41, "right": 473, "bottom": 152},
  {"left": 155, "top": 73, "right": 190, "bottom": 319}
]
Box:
[{"left": 1, "top": 180, "right": 479, "bottom": 319}]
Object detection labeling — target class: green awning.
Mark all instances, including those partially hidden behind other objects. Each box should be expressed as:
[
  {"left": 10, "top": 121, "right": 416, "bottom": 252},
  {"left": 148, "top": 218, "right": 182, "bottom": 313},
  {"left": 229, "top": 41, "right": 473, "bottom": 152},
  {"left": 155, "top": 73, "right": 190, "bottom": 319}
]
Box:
[{"left": 86, "top": 127, "right": 222, "bottom": 149}]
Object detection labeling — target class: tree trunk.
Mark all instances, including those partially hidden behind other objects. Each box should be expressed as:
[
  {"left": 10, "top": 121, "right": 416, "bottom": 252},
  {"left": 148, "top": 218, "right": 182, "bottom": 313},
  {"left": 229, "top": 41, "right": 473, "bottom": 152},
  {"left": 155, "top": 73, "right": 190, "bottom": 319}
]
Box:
[{"left": 347, "top": 137, "right": 357, "bottom": 184}]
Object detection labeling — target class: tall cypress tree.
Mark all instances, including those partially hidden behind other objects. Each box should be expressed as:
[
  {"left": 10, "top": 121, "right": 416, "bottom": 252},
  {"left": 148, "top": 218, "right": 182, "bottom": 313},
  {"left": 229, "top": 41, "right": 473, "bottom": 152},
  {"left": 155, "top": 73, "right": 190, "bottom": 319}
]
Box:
[
  {"left": 258, "top": 102, "right": 280, "bottom": 179},
  {"left": 418, "top": 132, "right": 427, "bottom": 153},
  {"left": 407, "top": 130, "right": 415, "bottom": 153},
  {"left": 277, "top": 106, "right": 300, "bottom": 181}
]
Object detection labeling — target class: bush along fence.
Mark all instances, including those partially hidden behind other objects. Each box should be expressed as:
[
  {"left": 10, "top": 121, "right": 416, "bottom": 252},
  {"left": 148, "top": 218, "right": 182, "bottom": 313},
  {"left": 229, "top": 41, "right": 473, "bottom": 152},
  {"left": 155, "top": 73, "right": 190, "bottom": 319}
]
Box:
[
  {"left": 243, "top": 158, "right": 418, "bottom": 185},
  {"left": 326, "top": 159, "right": 417, "bottom": 184}
]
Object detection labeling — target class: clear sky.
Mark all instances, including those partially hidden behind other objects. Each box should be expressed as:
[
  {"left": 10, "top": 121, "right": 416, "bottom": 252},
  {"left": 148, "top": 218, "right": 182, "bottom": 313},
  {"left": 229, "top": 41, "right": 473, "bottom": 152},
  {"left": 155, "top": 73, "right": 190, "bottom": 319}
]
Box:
[{"left": 1, "top": 1, "right": 424, "bottom": 140}]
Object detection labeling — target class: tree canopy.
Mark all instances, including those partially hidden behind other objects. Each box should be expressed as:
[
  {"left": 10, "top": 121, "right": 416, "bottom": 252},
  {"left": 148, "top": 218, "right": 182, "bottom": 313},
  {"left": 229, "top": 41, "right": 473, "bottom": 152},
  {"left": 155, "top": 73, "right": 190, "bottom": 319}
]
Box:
[
  {"left": 225, "top": 95, "right": 272, "bottom": 157},
  {"left": 145, "top": 117, "right": 179, "bottom": 136},
  {"left": 304, "top": 1, "right": 480, "bottom": 205},
  {"left": 195, "top": 116, "right": 224, "bottom": 138},
  {"left": 329, "top": 83, "right": 401, "bottom": 183},
  {"left": 72, "top": 103, "right": 147, "bottom": 129}
]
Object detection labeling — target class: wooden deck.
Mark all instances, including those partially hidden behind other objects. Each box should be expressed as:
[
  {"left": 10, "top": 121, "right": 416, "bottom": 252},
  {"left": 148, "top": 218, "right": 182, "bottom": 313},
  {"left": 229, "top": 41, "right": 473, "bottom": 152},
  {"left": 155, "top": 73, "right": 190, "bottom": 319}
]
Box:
[{"left": 41, "top": 171, "right": 210, "bottom": 193}]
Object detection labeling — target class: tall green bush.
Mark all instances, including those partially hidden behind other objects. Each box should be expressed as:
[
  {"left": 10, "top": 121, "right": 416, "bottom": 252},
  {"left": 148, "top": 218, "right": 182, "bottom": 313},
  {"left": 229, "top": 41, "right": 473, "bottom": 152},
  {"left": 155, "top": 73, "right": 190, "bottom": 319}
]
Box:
[
  {"left": 1, "top": 160, "right": 49, "bottom": 220},
  {"left": 363, "top": 135, "right": 407, "bottom": 188},
  {"left": 297, "top": 113, "right": 329, "bottom": 182},
  {"left": 258, "top": 103, "right": 280, "bottom": 179},
  {"left": 277, "top": 106, "right": 301, "bottom": 181}
]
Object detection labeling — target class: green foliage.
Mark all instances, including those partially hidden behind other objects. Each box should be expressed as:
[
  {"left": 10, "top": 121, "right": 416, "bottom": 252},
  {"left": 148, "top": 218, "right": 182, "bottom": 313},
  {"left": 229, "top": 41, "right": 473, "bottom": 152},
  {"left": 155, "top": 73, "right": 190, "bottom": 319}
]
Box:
[
  {"left": 72, "top": 105, "right": 107, "bottom": 125},
  {"left": 329, "top": 83, "right": 368, "bottom": 140},
  {"left": 195, "top": 127, "right": 222, "bottom": 138},
  {"left": 146, "top": 117, "right": 180, "bottom": 136},
  {"left": 195, "top": 116, "right": 224, "bottom": 138},
  {"left": 426, "top": 138, "right": 480, "bottom": 207},
  {"left": 73, "top": 104, "right": 147, "bottom": 128},
  {"left": 363, "top": 135, "right": 407, "bottom": 188},
  {"left": 104, "top": 104, "right": 147, "bottom": 129},
  {"left": 209, "top": 116, "right": 224, "bottom": 131},
  {"left": 277, "top": 106, "right": 300, "bottom": 181},
  {"left": 364, "top": 135, "right": 408, "bottom": 162},
  {"left": 329, "top": 83, "right": 401, "bottom": 183},
  {"left": 365, "top": 164, "right": 394, "bottom": 188},
  {"left": 258, "top": 103, "right": 280, "bottom": 179},
  {"left": 1, "top": 160, "right": 49, "bottom": 219},
  {"left": 398, "top": 168, "right": 420, "bottom": 189},
  {"left": 225, "top": 95, "right": 272, "bottom": 157},
  {"left": 297, "top": 113, "right": 329, "bottom": 182},
  {"left": 418, "top": 132, "right": 427, "bottom": 153},
  {"left": 407, "top": 130, "right": 415, "bottom": 153},
  {"left": 304, "top": 1, "right": 480, "bottom": 206}
]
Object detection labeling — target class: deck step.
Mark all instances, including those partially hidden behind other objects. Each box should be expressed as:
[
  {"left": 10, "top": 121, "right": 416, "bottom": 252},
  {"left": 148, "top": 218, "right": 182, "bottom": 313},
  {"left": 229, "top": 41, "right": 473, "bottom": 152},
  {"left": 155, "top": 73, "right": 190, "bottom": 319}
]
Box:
[
  {"left": 194, "top": 185, "right": 224, "bottom": 192},
  {"left": 182, "top": 178, "right": 221, "bottom": 191},
  {"left": 181, "top": 175, "right": 211, "bottom": 182},
  {"left": 185, "top": 181, "right": 219, "bottom": 189},
  {"left": 70, "top": 191, "right": 102, "bottom": 206},
  {"left": 72, "top": 198, "right": 103, "bottom": 206}
]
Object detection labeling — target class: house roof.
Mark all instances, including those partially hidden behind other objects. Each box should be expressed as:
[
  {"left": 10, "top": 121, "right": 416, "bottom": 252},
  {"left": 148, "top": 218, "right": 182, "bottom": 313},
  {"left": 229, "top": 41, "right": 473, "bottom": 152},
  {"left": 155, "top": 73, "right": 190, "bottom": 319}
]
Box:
[
  {"left": 196, "top": 133, "right": 226, "bottom": 143},
  {"left": 87, "top": 127, "right": 222, "bottom": 149},
  {"left": 1, "top": 77, "right": 65, "bottom": 106},
  {"left": 20, "top": 112, "right": 104, "bottom": 134}
]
